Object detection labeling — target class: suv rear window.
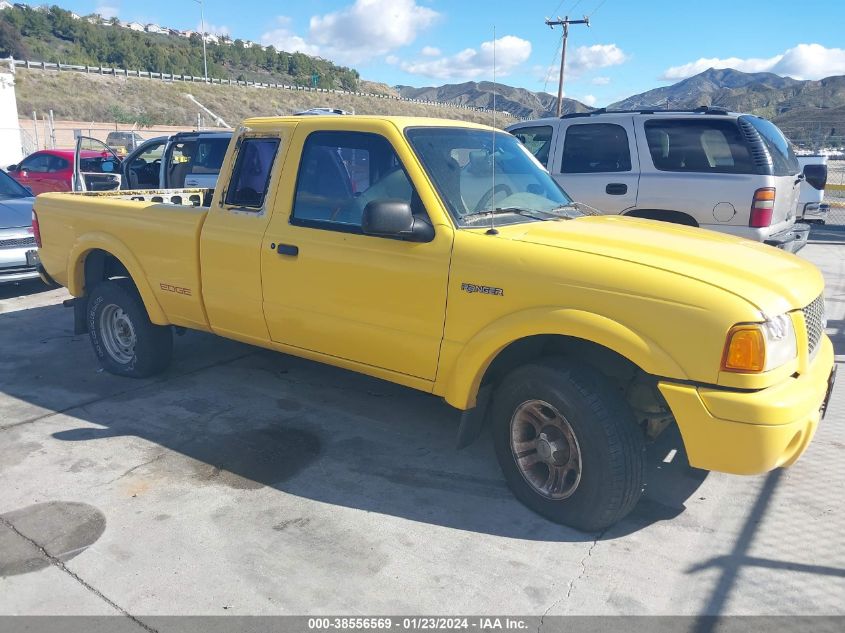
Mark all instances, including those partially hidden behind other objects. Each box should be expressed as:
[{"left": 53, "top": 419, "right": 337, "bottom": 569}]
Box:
[
  {"left": 561, "top": 123, "right": 631, "bottom": 173},
  {"left": 740, "top": 116, "right": 801, "bottom": 176},
  {"left": 644, "top": 119, "right": 755, "bottom": 174}
]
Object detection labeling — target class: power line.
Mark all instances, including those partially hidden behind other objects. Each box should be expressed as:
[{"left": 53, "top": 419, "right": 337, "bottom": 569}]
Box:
[{"left": 589, "top": 0, "right": 609, "bottom": 17}]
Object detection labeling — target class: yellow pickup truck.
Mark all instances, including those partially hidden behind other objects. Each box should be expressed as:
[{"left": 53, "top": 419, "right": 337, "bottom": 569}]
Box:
[{"left": 34, "top": 115, "right": 835, "bottom": 531}]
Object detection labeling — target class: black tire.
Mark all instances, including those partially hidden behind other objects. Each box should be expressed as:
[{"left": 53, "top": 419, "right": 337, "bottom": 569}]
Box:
[
  {"left": 87, "top": 280, "right": 173, "bottom": 378},
  {"left": 491, "top": 358, "right": 645, "bottom": 531}
]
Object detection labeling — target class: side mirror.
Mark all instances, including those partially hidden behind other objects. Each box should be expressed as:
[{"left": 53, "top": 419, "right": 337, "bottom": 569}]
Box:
[
  {"left": 803, "top": 163, "right": 827, "bottom": 191},
  {"left": 362, "top": 200, "right": 434, "bottom": 242},
  {"left": 7, "top": 164, "right": 18, "bottom": 171}
]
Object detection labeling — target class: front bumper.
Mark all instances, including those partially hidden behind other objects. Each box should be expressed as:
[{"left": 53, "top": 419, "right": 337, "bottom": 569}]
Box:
[
  {"left": 0, "top": 247, "right": 40, "bottom": 284},
  {"left": 659, "top": 335, "right": 835, "bottom": 475}
]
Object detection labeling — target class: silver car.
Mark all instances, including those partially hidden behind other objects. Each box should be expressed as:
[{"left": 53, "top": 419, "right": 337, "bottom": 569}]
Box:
[
  {"left": 508, "top": 107, "right": 813, "bottom": 252},
  {"left": 0, "top": 170, "right": 40, "bottom": 284}
]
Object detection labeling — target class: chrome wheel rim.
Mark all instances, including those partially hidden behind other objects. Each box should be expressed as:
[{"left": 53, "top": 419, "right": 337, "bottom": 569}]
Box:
[
  {"left": 510, "top": 399, "right": 582, "bottom": 500},
  {"left": 99, "top": 304, "right": 137, "bottom": 365}
]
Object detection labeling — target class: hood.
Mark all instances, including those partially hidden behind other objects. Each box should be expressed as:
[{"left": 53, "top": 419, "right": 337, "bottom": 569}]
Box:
[
  {"left": 491, "top": 215, "right": 823, "bottom": 315},
  {"left": 0, "top": 197, "right": 36, "bottom": 229}
]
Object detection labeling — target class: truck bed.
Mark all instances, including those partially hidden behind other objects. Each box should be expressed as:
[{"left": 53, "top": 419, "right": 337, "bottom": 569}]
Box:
[{"left": 35, "top": 187, "right": 214, "bottom": 331}]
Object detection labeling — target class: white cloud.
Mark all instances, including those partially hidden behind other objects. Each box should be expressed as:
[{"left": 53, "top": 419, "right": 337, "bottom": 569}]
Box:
[
  {"left": 308, "top": 0, "right": 439, "bottom": 64},
  {"left": 95, "top": 4, "right": 119, "bottom": 19},
  {"left": 421, "top": 46, "right": 441, "bottom": 57},
  {"left": 661, "top": 43, "right": 845, "bottom": 81},
  {"left": 261, "top": 17, "right": 320, "bottom": 56},
  {"left": 567, "top": 44, "right": 628, "bottom": 75},
  {"left": 591, "top": 76, "right": 611, "bottom": 85},
  {"left": 581, "top": 94, "right": 598, "bottom": 106},
  {"left": 398, "top": 35, "right": 532, "bottom": 81}
]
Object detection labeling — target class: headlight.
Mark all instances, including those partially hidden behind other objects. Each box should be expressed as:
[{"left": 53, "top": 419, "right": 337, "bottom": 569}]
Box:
[{"left": 722, "top": 313, "right": 797, "bottom": 373}]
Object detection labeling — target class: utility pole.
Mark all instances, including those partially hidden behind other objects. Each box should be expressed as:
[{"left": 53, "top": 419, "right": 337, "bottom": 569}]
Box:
[
  {"left": 193, "top": 0, "right": 208, "bottom": 82},
  {"left": 545, "top": 15, "right": 590, "bottom": 117}
]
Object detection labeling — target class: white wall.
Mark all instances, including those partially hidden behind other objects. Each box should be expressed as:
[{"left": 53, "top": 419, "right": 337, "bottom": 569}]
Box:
[{"left": 0, "top": 70, "right": 22, "bottom": 167}]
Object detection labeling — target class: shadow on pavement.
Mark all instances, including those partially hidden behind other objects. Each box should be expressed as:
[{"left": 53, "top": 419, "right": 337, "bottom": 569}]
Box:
[
  {"left": 1, "top": 301, "right": 708, "bottom": 543},
  {"left": 808, "top": 223, "right": 845, "bottom": 245},
  {"left": 0, "top": 279, "right": 51, "bottom": 301}
]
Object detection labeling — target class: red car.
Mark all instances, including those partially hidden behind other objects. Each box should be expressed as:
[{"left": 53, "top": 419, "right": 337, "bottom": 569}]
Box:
[{"left": 6, "top": 149, "right": 111, "bottom": 195}]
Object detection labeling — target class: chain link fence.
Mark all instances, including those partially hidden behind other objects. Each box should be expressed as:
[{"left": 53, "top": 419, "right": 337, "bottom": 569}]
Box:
[{"left": 824, "top": 159, "right": 845, "bottom": 226}]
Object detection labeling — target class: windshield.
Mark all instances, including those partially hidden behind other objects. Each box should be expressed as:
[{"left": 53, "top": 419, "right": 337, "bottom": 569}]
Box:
[
  {"left": 405, "top": 127, "right": 576, "bottom": 227},
  {"left": 0, "top": 169, "right": 31, "bottom": 199}
]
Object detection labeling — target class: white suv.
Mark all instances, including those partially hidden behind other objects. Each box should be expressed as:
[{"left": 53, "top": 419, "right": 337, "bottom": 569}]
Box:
[{"left": 508, "top": 107, "right": 814, "bottom": 252}]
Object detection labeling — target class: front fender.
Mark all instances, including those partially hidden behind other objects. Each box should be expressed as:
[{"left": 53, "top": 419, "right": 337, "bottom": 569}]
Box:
[
  {"left": 67, "top": 232, "right": 168, "bottom": 325},
  {"left": 441, "top": 307, "right": 687, "bottom": 410}
]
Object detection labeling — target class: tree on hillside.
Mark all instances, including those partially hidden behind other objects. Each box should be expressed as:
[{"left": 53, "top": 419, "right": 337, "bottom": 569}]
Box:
[{"left": 0, "top": 21, "right": 28, "bottom": 59}]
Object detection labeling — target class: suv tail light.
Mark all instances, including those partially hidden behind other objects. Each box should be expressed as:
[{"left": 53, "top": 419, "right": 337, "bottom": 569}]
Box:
[
  {"left": 750, "top": 188, "right": 775, "bottom": 228},
  {"left": 32, "top": 210, "right": 42, "bottom": 248}
]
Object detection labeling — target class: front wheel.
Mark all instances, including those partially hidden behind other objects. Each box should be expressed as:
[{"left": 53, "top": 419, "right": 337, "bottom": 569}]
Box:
[
  {"left": 87, "top": 280, "right": 173, "bottom": 378},
  {"left": 491, "top": 359, "right": 645, "bottom": 531}
]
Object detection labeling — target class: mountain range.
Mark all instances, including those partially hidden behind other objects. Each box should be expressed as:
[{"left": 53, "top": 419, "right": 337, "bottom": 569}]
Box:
[
  {"left": 399, "top": 68, "right": 845, "bottom": 147},
  {"left": 397, "top": 82, "right": 592, "bottom": 119}
]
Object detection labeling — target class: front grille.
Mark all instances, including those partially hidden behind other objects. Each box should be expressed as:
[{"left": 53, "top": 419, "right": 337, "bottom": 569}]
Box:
[
  {"left": 802, "top": 294, "right": 825, "bottom": 358},
  {"left": 0, "top": 236, "right": 36, "bottom": 249}
]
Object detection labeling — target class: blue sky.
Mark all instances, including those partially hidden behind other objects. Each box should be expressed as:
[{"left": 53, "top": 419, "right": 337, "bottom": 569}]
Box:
[{"left": 54, "top": 0, "right": 845, "bottom": 106}]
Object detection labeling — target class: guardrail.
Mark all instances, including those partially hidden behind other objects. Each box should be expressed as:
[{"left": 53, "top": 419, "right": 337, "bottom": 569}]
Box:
[{"left": 12, "top": 59, "right": 515, "bottom": 118}]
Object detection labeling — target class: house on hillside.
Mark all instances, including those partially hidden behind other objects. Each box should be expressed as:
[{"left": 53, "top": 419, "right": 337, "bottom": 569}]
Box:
[
  {"left": 70, "top": 12, "right": 81, "bottom": 20},
  {"left": 168, "top": 28, "right": 182, "bottom": 37},
  {"left": 203, "top": 33, "right": 219, "bottom": 44},
  {"left": 145, "top": 24, "right": 166, "bottom": 34},
  {"left": 0, "top": 2, "right": 13, "bottom": 11},
  {"left": 126, "top": 22, "right": 145, "bottom": 32},
  {"left": 180, "top": 30, "right": 195, "bottom": 38}
]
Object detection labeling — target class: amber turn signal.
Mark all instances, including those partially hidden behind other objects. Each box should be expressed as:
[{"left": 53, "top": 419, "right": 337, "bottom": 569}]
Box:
[{"left": 722, "top": 325, "right": 766, "bottom": 372}]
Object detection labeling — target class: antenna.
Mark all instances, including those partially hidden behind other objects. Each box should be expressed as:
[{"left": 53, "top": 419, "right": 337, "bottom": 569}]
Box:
[{"left": 487, "top": 26, "right": 499, "bottom": 236}]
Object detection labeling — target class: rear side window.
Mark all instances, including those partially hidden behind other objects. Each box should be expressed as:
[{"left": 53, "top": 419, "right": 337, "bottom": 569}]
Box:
[
  {"left": 561, "top": 123, "right": 631, "bottom": 173},
  {"left": 644, "top": 119, "right": 755, "bottom": 174},
  {"left": 740, "top": 116, "right": 801, "bottom": 176},
  {"left": 224, "top": 137, "right": 280, "bottom": 208},
  {"left": 510, "top": 125, "right": 553, "bottom": 167}
]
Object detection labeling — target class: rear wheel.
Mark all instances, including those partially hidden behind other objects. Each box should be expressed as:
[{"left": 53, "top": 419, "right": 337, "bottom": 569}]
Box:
[
  {"left": 87, "top": 280, "right": 172, "bottom": 378},
  {"left": 491, "top": 358, "right": 645, "bottom": 531}
]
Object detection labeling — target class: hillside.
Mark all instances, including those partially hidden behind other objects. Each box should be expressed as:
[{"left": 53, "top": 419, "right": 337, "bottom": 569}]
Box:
[
  {"left": 0, "top": 4, "right": 359, "bottom": 90},
  {"left": 609, "top": 68, "right": 845, "bottom": 145},
  {"left": 398, "top": 82, "right": 592, "bottom": 119},
  {"left": 13, "top": 69, "right": 517, "bottom": 128}
]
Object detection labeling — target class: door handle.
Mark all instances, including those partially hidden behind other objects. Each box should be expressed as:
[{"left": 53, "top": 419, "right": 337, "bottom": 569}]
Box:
[
  {"left": 606, "top": 183, "right": 628, "bottom": 195},
  {"left": 274, "top": 243, "right": 299, "bottom": 256}
]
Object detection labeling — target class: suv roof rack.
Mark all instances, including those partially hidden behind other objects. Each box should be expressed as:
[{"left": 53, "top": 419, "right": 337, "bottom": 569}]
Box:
[{"left": 561, "top": 105, "right": 730, "bottom": 119}]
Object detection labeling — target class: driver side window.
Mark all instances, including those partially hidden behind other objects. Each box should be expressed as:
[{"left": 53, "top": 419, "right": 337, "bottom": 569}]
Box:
[
  {"left": 291, "top": 131, "right": 422, "bottom": 232},
  {"left": 20, "top": 154, "right": 51, "bottom": 173}
]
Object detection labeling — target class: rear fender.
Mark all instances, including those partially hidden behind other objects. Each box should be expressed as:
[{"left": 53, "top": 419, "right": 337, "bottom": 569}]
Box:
[
  {"left": 67, "top": 233, "right": 168, "bottom": 325},
  {"left": 442, "top": 308, "right": 686, "bottom": 410}
]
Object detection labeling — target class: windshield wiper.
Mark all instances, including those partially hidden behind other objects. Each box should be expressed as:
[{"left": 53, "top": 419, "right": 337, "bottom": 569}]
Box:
[{"left": 461, "top": 207, "right": 553, "bottom": 223}]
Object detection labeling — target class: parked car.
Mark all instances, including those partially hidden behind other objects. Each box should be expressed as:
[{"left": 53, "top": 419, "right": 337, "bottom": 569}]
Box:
[
  {"left": 105, "top": 130, "right": 146, "bottom": 157},
  {"left": 7, "top": 149, "right": 118, "bottom": 195},
  {"left": 507, "top": 107, "right": 815, "bottom": 252},
  {"left": 797, "top": 155, "right": 829, "bottom": 224},
  {"left": 75, "top": 131, "right": 233, "bottom": 192},
  {"left": 34, "top": 115, "right": 835, "bottom": 531},
  {"left": 0, "top": 169, "right": 39, "bottom": 284}
]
